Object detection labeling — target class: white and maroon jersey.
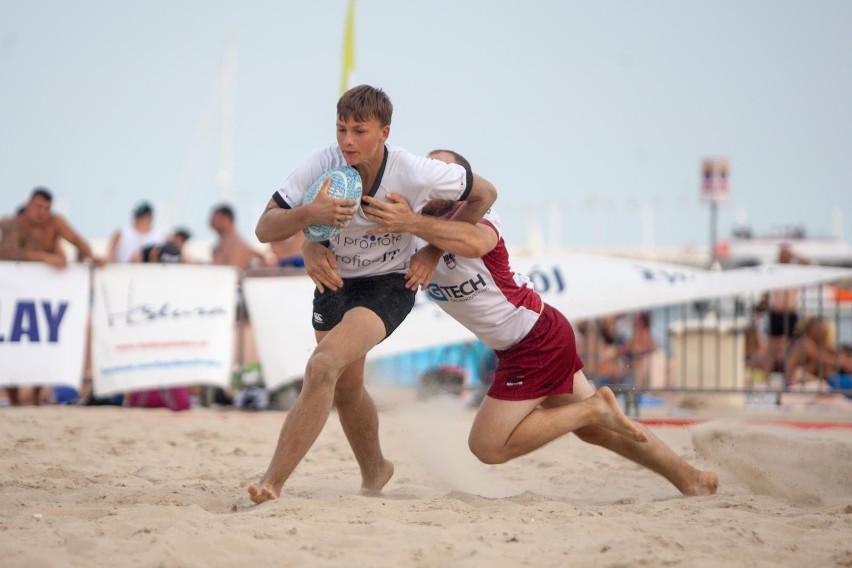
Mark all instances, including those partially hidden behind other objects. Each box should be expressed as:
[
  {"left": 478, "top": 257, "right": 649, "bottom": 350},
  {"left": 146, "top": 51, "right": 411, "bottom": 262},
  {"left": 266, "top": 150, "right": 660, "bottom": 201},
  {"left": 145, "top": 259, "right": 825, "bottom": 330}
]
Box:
[
  {"left": 273, "top": 144, "right": 470, "bottom": 278},
  {"left": 423, "top": 209, "right": 543, "bottom": 351}
]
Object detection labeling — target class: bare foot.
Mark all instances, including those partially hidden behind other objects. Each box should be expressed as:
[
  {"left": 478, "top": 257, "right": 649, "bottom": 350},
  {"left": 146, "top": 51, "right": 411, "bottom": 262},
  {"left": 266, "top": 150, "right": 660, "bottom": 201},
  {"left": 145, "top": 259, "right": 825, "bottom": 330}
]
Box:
[
  {"left": 248, "top": 482, "right": 279, "bottom": 504},
  {"left": 591, "top": 387, "right": 647, "bottom": 442},
  {"left": 682, "top": 470, "right": 719, "bottom": 497},
  {"left": 359, "top": 459, "right": 394, "bottom": 497}
]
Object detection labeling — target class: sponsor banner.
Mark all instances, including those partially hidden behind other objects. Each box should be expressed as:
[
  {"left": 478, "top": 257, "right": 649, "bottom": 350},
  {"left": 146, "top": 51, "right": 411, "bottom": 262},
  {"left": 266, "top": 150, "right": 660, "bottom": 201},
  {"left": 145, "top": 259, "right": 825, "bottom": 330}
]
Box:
[
  {"left": 0, "top": 261, "right": 91, "bottom": 387},
  {"left": 510, "top": 253, "right": 852, "bottom": 322},
  {"left": 91, "top": 264, "right": 238, "bottom": 396},
  {"left": 243, "top": 256, "right": 852, "bottom": 392},
  {"left": 242, "top": 275, "right": 472, "bottom": 392},
  {"left": 512, "top": 254, "right": 852, "bottom": 321}
]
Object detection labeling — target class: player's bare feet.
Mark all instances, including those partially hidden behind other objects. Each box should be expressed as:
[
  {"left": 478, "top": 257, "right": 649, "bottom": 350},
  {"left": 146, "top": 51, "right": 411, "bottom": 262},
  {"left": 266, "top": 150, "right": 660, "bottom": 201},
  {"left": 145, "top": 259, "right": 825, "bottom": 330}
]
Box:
[
  {"left": 248, "top": 482, "right": 279, "bottom": 504},
  {"left": 591, "top": 387, "right": 647, "bottom": 442},
  {"left": 681, "top": 470, "right": 719, "bottom": 496},
  {"left": 359, "top": 459, "right": 394, "bottom": 497}
]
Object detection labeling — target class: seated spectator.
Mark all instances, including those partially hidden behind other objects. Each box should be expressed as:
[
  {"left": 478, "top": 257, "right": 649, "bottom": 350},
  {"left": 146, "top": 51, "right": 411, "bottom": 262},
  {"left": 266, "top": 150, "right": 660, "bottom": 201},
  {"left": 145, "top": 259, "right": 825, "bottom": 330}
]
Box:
[
  {"left": 785, "top": 316, "right": 852, "bottom": 388},
  {"left": 576, "top": 316, "right": 627, "bottom": 387},
  {"left": 620, "top": 312, "right": 657, "bottom": 390},
  {"left": 269, "top": 232, "right": 306, "bottom": 269},
  {"left": 132, "top": 227, "right": 191, "bottom": 264}
]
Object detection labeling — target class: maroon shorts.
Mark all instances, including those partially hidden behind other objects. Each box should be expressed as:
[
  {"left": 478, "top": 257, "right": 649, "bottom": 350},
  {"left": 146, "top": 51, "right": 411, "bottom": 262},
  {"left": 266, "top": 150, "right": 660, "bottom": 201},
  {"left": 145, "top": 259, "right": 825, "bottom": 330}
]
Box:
[{"left": 487, "top": 304, "right": 584, "bottom": 401}]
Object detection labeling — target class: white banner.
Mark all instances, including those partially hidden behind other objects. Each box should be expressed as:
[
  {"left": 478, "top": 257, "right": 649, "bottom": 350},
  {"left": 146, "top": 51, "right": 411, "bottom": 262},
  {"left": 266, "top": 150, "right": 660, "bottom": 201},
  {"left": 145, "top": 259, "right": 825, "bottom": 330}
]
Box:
[
  {"left": 509, "top": 254, "right": 852, "bottom": 321},
  {"left": 243, "top": 255, "right": 852, "bottom": 392},
  {"left": 91, "top": 264, "right": 238, "bottom": 396},
  {"left": 0, "top": 261, "right": 90, "bottom": 387},
  {"left": 242, "top": 275, "right": 316, "bottom": 391}
]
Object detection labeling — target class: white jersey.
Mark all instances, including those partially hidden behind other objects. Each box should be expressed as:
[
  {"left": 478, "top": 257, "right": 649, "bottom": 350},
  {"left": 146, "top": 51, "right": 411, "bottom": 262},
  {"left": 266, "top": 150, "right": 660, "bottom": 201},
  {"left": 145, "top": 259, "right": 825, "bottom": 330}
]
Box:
[
  {"left": 113, "top": 224, "right": 162, "bottom": 263},
  {"left": 423, "top": 209, "right": 543, "bottom": 351},
  {"left": 274, "top": 145, "right": 470, "bottom": 278}
]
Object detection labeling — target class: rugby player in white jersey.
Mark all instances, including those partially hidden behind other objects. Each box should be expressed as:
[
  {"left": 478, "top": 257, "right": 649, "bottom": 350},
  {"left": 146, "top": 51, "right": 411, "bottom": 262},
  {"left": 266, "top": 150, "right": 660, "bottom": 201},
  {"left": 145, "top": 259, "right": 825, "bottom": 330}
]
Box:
[
  {"left": 249, "top": 87, "right": 498, "bottom": 503},
  {"left": 303, "top": 149, "right": 718, "bottom": 497}
]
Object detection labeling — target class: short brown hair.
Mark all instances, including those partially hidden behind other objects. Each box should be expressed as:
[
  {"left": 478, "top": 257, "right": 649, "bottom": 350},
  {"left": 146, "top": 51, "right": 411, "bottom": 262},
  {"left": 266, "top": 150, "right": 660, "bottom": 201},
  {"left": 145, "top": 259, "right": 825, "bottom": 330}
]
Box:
[{"left": 337, "top": 84, "right": 393, "bottom": 126}]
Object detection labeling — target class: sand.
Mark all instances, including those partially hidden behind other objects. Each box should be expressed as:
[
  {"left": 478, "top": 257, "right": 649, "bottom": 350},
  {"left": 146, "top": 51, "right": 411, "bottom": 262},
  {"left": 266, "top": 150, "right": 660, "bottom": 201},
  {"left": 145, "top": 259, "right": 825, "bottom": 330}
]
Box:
[{"left": 1, "top": 390, "right": 851, "bottom": 568}]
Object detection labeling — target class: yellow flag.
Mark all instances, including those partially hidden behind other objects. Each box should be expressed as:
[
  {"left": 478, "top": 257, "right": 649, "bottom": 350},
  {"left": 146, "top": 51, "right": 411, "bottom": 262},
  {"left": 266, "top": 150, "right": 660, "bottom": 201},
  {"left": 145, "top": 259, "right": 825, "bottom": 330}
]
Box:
[{"left": 340, "top": 0, "right": 356, "bottom": 94}]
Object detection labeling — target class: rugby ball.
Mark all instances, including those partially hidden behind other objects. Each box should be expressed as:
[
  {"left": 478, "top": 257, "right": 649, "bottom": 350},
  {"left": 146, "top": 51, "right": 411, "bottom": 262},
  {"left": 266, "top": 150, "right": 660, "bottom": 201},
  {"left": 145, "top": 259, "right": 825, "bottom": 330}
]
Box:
[{"left": 302, "top": 166, "right": 363, "bottom": 242}]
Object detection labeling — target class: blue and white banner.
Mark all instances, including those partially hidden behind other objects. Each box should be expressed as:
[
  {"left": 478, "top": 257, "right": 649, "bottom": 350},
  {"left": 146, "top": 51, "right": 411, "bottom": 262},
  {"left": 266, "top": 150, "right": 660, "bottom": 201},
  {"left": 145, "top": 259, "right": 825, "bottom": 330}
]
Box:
[
  {"left": 0, "top": 261, "right": 91, "bottom": 387},
  {"left": 91, "top": 264, "right": 238, "bottom": 396},
  {"left": 509, "top": 253, "right": 852, "bottom": 322},
  {"left": 243, "top": 255, "right": 852, "bottom": 392}
]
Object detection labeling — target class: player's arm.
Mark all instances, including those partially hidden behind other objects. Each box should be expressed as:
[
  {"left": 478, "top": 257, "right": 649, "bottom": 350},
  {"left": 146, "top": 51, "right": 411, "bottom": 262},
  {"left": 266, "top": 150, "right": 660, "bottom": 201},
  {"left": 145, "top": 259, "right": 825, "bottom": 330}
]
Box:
[
  {"left": 106, "top": 230, "right": 120, "bottom": 262},
  {"left": 405, "top": 171, "right": 497, "bottom": 283},
  {"left": 302, "top": 239, "right": 343, "bottom": 293},
  {"left": 449, "top": 173, "right": 497, "bottom": 225},
  {"left": 363, "top": 193, "right": 497, "bottom": 258},
  {"left": 255, "top": 179, "right": 357, "bottom": 243},
  {"left": 54, "top": 215, "right": 105, "bottom": 265}
]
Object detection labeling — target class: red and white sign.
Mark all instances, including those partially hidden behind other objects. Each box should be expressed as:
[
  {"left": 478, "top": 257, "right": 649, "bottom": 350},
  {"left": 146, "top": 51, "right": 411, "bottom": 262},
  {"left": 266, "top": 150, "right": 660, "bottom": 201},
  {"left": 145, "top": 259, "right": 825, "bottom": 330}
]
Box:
[{"left": 701, "top": 157, "right": 730, "bottom": 204}]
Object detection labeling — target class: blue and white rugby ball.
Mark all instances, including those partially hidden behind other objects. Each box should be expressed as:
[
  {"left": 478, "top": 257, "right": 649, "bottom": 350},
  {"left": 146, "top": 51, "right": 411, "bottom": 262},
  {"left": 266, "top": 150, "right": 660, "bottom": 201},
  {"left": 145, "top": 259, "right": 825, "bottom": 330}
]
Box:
[{"left": 302, "top": 166, "right": 363, "bottom": 242}]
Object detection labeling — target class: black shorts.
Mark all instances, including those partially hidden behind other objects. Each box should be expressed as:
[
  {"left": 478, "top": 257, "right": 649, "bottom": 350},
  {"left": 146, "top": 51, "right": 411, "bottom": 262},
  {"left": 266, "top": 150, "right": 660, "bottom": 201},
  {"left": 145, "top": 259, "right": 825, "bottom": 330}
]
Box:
[
  {"left": 768, "top": 310, "right": 798, "bottom": 338},
  {"left": 312, "top": 273, "right": 416, "bottom": 339}
]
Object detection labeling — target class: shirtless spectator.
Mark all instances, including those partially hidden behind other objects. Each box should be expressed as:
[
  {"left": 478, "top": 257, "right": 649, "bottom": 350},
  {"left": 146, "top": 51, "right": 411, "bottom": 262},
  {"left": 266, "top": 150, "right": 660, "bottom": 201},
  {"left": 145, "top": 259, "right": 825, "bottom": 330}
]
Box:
[
  {"left": 762, "top": 242, "right": 810, "bottom": 373},
  {"left": 0, "top": 187, "right": 103, "bottom": 406},
  {"left": 108, "top": 201, "right": 162, "bottom": 263},
  {"left": 209, "top": 204, "right": 269, "bottom": 272},
  {"left": 209, "top": 203, "right": 267, "bottom": 395},
  {"left": 269, "top": 232, "right": 306, "bottom": 270},
  {"left": 0, "top": 187, "right": 104, "bottom": 268}
]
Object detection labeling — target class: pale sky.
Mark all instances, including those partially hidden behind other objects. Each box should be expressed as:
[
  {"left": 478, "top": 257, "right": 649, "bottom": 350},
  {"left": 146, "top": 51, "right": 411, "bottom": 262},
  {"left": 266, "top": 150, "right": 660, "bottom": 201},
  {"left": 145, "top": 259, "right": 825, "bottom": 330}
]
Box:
[{"left": 1, "top": 0, "right": 851, "bottom": 253}]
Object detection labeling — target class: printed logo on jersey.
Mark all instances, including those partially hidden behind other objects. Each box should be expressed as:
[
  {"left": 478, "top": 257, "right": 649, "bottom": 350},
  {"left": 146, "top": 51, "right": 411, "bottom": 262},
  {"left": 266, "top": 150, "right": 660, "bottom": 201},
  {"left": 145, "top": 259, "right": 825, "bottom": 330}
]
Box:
[
  {"left": 341, "top": 233, "right": 403, "bottom": 250},
  {"left": 425, "top": 273, "right": 488, "bottom": 302},
  {"left": 506, "top": 376, "right": 525, "bottom": 388},
  {"left": 313, "top": 312, "right": 323, "bottom": 324},
  {"left": 442, "top": 252, "right": 457, "bottom": 269},
  {"left": 331, "top": 233, "right": 404, "bottom": 269}
]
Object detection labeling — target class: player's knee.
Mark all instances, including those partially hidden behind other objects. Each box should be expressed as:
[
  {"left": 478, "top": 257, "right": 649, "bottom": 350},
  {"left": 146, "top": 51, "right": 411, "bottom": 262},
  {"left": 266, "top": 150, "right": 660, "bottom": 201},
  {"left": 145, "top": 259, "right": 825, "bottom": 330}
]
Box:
[
  {"left": 468, "top": 436, "right": 506, "bottom": 465},
  {"left": 305, "top": 351, "right": 344, "bottom": 388}
]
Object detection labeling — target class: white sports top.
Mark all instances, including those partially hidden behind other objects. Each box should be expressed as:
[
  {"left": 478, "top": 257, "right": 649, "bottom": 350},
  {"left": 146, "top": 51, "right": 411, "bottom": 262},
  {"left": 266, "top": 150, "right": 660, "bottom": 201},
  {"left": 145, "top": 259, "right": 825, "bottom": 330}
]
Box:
[
  {"left": 274, "top": 145, "right": 470, "bottom": 278},
  {"left": 114, "top": 224, "right": 162, "bottom": 263},
  {"left": 423, "top": 209, "right": 543, "bottom": 351}
]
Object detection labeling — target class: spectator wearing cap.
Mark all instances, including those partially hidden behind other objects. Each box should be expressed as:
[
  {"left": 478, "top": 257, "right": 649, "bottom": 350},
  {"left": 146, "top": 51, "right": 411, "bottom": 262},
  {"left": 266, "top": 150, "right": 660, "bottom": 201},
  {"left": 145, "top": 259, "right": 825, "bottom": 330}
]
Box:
[{"left": 107, "top": 201, "right": 163, "bottom": 263}]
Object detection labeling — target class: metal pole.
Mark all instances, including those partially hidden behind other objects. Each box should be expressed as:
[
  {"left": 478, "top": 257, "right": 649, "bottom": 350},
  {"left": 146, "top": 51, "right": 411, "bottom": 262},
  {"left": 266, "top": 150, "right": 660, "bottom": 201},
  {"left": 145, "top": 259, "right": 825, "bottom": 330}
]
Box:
[{"left": 709, "top": 200, "right": 718, "bottom": 269}]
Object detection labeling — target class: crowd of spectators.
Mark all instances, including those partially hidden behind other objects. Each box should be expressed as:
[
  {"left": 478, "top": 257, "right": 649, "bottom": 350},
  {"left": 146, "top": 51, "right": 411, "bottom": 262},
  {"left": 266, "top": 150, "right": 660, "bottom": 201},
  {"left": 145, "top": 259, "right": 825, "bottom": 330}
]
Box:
[{"left": 0, "top": 186, "right": 304, "bottom": 408}]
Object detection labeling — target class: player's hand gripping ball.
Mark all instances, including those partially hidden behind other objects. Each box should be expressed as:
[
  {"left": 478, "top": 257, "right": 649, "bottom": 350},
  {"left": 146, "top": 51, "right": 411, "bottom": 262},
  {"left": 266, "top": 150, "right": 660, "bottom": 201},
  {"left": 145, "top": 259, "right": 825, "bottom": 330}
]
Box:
[{"left": 302, "top": 166, "right": 363, "bottom": 242}]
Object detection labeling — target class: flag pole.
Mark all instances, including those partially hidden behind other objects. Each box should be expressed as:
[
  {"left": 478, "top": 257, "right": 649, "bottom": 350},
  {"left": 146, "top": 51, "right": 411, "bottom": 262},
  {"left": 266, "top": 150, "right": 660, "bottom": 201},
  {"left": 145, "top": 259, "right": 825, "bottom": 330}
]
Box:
[{"left": 340, "top": 0, "right": 356, "bottom": 94}]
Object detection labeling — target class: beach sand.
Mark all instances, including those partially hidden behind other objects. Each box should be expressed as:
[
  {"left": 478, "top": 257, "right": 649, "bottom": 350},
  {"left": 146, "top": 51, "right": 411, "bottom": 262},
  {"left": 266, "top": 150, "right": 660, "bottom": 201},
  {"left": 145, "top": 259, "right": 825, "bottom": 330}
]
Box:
[{"left": 1, "top": 390, "right": 851, "bottom": 568}]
